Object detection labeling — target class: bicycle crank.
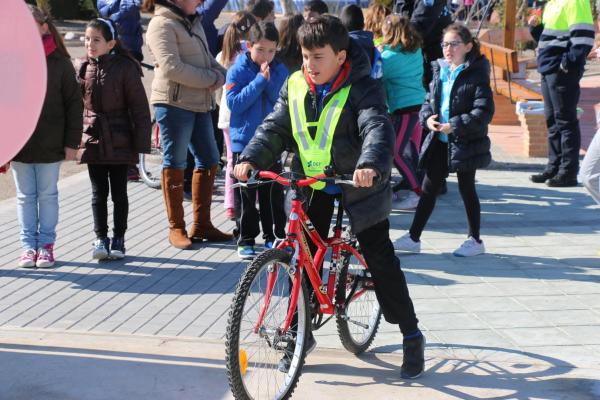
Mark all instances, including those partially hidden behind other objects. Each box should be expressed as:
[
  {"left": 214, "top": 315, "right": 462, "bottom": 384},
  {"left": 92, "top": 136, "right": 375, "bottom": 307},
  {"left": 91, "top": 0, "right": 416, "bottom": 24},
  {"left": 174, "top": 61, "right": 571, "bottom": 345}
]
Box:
[{"left": 341, "top": 314, "right": 370, "bottom": 330}]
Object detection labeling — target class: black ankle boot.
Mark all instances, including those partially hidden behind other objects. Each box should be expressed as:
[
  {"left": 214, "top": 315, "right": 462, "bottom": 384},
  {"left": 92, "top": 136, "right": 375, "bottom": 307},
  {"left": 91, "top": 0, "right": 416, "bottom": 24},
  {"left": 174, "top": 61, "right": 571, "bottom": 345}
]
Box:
[
  {"left": 546, "top": 174, "right": 578, "bottom": 187},
  {"left": 401, "top": 334, "right": 425, "bottom": 379},
  {"left": 530, "top": 170, "right": 556, "bottom": 183}
]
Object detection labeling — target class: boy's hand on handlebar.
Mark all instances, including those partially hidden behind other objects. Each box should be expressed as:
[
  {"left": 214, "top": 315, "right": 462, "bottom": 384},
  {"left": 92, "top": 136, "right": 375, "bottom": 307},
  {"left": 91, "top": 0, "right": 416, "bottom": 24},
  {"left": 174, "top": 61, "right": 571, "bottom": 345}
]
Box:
[
  {"left": 353, "top": 168, "right": 378, "bottom": 188},
  {"left": 233, "top": 162, "right": 255, "bottom": 181}
]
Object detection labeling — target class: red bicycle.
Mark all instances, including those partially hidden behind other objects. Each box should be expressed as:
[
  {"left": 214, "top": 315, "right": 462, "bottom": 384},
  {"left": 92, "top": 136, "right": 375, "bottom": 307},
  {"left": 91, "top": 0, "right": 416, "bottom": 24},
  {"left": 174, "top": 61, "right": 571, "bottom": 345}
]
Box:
[{"left": 225, "top": 170, "right": 382, "bottom": 400}]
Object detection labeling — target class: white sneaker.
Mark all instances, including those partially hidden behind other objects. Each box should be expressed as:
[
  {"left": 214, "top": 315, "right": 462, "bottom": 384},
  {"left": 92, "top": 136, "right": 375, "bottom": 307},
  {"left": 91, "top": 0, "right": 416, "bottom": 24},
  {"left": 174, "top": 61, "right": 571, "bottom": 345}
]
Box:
[
  {"left": 453, "top": 237, "right": 485, "bottom": 257},
  {"left": 395, "top": 232, "right": 421, "bottom": 253},
  {"left": 395, "top": 192, "right": 420, "bottom": 211}
]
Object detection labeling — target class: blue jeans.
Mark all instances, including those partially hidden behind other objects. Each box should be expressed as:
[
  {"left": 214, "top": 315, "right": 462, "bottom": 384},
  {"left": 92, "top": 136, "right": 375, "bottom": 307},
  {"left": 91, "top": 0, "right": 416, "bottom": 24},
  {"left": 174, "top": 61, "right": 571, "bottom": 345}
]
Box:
[
  {"left": 154, "top": 104, "right": 220, "bottom": 170},
  {"left": 11, "top": 161, "right": 62, "bottom": 250}
]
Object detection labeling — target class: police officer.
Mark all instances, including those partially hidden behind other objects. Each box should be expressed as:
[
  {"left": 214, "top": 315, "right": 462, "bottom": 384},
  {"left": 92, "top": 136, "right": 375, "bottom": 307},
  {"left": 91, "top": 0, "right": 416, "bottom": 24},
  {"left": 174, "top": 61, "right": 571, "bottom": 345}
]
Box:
[{"left": 529, "top": 0, "right": 595, "bottom": 187}]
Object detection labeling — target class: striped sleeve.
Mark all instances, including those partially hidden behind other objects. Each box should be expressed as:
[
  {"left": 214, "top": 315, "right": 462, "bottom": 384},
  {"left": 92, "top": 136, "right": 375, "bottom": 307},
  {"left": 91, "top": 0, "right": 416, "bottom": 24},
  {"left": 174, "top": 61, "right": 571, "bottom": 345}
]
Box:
[{"left": 564, "top": 0, "right": 595, "bottom": 68}]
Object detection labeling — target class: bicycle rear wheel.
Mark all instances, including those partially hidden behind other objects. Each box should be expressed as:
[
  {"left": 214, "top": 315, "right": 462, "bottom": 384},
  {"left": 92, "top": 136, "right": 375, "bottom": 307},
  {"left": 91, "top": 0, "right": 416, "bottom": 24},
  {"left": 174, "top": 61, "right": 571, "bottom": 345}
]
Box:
[
  {"left": 226, "top": 249, "right": 309, "bottom": 400},
  {"left": 335, "top": 249, "right": 382, "bottom": 354},
  {"left": 139, "top": 120, "right": 162, "bottom": 189}
]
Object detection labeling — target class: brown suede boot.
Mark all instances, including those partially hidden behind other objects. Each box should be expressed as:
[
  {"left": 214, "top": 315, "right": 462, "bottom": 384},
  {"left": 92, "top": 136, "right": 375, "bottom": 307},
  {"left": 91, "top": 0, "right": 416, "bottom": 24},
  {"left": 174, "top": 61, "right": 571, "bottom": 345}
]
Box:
[
  {"left": 188, "top": 166, "right": 233, "bottom": 242},
  {"left": 161, "top": 168, "right": 192, "bottom": 249}
]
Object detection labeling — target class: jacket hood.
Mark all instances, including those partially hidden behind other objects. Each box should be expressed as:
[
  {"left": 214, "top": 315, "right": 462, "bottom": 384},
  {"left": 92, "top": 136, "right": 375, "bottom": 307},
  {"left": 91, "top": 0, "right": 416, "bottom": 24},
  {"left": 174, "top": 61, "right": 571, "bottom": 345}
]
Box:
[
  {"left": 349, "top": 30, "right": 375, "bottom": 53},
  {"left": 347, "top": 38, "right": 373, "bottom": 84}
]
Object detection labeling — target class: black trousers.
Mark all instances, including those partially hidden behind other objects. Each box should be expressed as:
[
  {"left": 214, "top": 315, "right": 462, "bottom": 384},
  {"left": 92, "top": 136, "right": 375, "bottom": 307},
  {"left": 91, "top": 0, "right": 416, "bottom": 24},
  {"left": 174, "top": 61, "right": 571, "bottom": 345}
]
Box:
[
  {"left": 307, "top": 189, "right": 419, "bottom": 335},
  {"left": 541, "top": 68, "right": 584, "bottom": 178},
  {"left": 233, "top": 153, "right": 286, "bottom": 246},
  {"left": 409, "top": 140, "right": 481, "bottom": 241},
  {"left": 88, "top": 164, "right": 129, "bottom": 239}
]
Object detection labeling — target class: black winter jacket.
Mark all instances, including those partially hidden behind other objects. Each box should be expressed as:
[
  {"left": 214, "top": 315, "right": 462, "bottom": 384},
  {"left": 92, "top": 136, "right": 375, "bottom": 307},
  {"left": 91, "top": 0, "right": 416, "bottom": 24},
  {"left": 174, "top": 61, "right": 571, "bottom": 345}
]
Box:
[
  {"left": 13, "top": 50, "right": 83, "bottom": 163},
  {"left": 239, "top": 40, "right": 395, "bottom": 234},
  {"left": 419, "top": 54, "right": 494, "bottom": 172}
]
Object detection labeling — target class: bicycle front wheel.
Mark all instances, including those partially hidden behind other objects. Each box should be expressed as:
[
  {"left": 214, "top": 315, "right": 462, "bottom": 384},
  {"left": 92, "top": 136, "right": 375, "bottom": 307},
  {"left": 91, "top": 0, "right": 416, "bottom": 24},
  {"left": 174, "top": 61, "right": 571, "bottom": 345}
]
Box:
[
  {"left": 335, "top": 249, "right": 382, "bottom": 354},
  {"left": 226, "top": 249, "right": 310, "bottom": 400}
]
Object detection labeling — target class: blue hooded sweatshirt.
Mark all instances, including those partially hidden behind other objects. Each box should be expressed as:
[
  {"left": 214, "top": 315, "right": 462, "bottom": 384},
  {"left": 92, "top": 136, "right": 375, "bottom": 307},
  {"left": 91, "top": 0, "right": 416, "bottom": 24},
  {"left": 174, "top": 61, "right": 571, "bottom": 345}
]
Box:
[
  {"left": 226, "top": 52, "right": 288, "bottom": 153},
  {"left": 97, "top": 0, "right": 143, "bottom": 57}
]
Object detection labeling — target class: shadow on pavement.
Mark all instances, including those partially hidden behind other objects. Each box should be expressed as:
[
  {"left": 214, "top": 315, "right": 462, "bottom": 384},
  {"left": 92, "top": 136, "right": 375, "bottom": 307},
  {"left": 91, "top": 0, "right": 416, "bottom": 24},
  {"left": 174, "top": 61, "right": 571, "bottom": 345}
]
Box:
[
  {"left": 306, "top": 343, "right": 599, "bottom": 400},
  {"left": 390, "top": 181, "right": 600, "bottom": 237}
]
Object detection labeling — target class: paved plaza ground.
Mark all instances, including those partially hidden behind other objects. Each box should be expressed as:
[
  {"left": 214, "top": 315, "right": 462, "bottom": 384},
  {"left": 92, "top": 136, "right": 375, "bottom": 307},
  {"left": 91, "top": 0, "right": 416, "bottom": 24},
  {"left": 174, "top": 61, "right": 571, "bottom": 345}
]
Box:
[{"left": 1, "top": 161, "right": 599, "bottom": 399}]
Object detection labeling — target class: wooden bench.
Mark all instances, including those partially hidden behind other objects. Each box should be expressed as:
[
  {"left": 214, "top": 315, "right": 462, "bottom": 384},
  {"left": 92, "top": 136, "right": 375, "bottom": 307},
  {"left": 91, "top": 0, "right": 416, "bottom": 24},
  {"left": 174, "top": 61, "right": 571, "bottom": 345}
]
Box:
[{"left": 479, "top": 41, "right": 543, "bottom": 103}]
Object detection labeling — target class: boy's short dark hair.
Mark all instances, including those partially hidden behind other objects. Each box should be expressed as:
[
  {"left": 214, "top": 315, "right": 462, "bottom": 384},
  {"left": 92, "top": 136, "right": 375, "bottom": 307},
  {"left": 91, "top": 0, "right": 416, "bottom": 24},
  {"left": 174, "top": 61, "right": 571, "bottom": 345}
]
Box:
[
  {"left": 249, "top": 0, "right": 275, "bottom": 20},
  {"left": 297, "top": 15, "right": 349, "bottom": 53},
  {"left": 248, "top": 21, "right": 279, "bottom": 44},
  {"left": 303, "top": 0, "right": 329, "bottom": 15},
  {"left": 340, "top": 4, "right": 364, "bottom": 32}
]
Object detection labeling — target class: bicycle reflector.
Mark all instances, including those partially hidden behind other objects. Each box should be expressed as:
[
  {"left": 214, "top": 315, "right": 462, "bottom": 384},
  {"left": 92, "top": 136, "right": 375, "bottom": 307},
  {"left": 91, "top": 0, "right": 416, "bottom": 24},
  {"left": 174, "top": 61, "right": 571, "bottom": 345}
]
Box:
[{"left": 239, "top": 349, "right": 248, "bottom": 376}]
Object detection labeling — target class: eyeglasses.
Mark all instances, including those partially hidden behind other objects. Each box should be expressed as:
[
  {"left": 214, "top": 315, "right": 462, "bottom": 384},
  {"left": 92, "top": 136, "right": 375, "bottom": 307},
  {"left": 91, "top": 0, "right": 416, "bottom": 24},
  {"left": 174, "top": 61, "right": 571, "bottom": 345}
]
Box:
[{"left": 440, "top": 41, "right": 464, "bottom": 49}]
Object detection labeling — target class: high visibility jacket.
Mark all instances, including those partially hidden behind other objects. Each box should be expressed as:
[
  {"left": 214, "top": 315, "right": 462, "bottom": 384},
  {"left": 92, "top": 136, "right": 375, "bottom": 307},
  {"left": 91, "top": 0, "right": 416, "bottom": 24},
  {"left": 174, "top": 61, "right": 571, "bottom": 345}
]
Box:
[
  {"left": 287, "top": 71, "right": 351, "bottom": 189},
  {"left": 533, "top": 0, "right": 594, "bottom": 74}
]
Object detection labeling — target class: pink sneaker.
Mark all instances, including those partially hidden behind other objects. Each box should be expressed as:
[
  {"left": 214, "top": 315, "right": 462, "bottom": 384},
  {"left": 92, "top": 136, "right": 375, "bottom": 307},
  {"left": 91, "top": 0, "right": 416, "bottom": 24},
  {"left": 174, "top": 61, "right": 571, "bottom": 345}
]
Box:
[
  {"left": 36, "top": 244, "right": 55, "bottom": 268},
  {"left": 18, "top": 249, "right": 37, "bottom": 268}
]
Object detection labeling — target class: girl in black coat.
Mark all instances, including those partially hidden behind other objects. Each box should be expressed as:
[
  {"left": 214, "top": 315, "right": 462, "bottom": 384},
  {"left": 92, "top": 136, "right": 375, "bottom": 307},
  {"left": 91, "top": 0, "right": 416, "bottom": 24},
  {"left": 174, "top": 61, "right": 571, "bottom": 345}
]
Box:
[{"left": 396, "top": 23, "right": 494, "bottom": 257}]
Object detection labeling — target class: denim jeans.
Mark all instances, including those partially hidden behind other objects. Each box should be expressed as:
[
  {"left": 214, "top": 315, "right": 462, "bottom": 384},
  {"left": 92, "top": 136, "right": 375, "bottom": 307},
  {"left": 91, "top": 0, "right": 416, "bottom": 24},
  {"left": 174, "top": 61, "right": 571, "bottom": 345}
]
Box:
[
  {"left": 11, "top": 161, "right": 62, "bottom": 250},
  {"left": 154, "top": 104, "right": 220, "bottom": 170}
]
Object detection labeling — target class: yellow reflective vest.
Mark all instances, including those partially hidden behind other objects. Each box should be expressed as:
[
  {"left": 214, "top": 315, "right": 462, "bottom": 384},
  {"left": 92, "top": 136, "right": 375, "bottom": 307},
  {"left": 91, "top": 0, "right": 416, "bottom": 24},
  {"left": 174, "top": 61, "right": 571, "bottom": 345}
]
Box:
[
  {"left": 536, "top": 0, "right": 594, "bottom": 73},
  {"left": 287, "top": 71, "right": 351, "bottom": 189}
]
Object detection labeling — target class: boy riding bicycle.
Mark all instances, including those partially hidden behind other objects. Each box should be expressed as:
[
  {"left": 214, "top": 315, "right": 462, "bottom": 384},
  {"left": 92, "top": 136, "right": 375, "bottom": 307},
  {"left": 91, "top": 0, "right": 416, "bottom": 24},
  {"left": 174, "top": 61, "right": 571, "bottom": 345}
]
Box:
[{"left": 233, "top": 15, "right": 425, "bottom": 379}]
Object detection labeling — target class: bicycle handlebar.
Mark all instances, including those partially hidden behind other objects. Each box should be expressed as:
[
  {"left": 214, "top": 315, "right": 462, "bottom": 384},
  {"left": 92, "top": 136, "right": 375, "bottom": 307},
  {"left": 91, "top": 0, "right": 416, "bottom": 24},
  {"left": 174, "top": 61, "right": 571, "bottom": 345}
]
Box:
[{"left": 231, "top": 170, "right": 374, "bottom": 189}]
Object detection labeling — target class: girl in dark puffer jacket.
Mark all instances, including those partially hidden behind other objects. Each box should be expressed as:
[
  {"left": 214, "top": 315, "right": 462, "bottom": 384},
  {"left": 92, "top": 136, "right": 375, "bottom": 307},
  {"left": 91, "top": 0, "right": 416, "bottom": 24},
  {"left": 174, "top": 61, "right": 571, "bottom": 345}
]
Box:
[
  {"left": 77, "top": 18, "right": 151, "bottom": 261},
  {"left": 396, "top": 23, "right": 494, "bottom": 257}
]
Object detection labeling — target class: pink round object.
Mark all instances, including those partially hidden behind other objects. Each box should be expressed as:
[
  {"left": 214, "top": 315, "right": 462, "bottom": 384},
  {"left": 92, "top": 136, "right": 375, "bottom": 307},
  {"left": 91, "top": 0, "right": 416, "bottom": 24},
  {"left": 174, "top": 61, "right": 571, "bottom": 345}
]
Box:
[{"left": 0, "top": 0, "right": 47, "bottom": 165}]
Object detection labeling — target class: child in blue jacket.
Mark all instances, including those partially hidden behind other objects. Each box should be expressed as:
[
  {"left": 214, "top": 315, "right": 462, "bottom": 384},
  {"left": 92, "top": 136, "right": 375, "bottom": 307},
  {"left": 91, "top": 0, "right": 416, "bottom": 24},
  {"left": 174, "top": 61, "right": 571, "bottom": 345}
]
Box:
[{"left": 226, "top": 21, "right": 288, "bottom": 259}]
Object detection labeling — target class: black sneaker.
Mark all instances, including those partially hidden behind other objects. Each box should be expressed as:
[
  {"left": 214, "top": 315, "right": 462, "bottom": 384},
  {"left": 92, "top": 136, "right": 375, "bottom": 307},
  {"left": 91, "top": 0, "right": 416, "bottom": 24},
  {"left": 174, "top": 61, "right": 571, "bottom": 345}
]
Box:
[
  {"left": 546, "top": 174, "right": 578, "bottom": 187},
  {"left": 92, "top": 237, "right": 110, "bottom": 260},
  {"left": 110, "top": 237, "right": 126, "bottom": 259},
  {"left": 401, "top": 334, "right": 425, "bottom": 379},
  {"left": 278, "top": 333, "right": 317, "bottom": 373},
  {"left": 530, "top": 170, "right": 556, "bottom": 183}
]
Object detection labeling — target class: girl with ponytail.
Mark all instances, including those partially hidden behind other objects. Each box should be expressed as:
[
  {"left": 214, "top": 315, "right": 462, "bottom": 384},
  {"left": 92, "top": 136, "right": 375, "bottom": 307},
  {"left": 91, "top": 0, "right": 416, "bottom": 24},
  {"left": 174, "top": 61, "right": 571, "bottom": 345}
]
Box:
[
  {"left": 216, "top": 11, "right": 256, "bottom": 221},
  {"left": 76, "top": 17, "right": 152, "bottom": 261}
]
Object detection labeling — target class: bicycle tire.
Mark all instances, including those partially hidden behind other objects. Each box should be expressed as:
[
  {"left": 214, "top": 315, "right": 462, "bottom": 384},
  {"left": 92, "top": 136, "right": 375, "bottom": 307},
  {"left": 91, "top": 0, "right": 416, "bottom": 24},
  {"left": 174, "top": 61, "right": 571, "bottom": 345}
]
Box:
[
  {"left": 226, "top": 249, "right": 310, "bottom": 400},
  {"left": 335, "top": 249, "right": 382, "bottom": 355},
  {"left": 139, "top": 152, "right": 161, "bottom": 189}
]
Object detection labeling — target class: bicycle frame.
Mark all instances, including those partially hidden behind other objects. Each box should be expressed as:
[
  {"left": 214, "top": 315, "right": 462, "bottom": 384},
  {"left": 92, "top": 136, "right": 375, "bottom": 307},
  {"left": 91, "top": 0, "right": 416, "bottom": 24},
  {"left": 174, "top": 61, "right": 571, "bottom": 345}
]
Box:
[{"left": 250, "top": 171, "right": 369, "bottom": 336}]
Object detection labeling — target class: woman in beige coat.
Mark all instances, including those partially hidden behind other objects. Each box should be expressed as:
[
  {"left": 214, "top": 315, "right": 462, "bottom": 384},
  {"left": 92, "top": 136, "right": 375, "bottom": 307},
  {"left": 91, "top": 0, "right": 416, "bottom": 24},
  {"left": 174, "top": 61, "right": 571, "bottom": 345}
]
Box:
[{"left": 145, "top": 0, "right": 231, "bottom": 249}]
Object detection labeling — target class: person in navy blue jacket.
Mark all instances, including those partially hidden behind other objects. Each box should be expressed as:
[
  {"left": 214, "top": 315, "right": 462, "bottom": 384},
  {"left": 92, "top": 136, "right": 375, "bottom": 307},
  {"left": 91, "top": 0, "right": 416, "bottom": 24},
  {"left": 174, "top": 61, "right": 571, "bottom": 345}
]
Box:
[
  {"left": 197, "top": 0, "right": 228, "bottom": 56},
  {"left": 97, "top": 0, "right": 143, "bottom": 61},
  {"left": 226, "top": 21, "right": 288, "bottom": 260}
]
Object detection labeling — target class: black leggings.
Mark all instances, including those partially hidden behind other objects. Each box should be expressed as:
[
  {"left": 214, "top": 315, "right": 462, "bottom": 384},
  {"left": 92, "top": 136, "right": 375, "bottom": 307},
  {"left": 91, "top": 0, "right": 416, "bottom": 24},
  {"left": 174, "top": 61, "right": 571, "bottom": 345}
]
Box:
[
  {"left": 409, "top": 140, "right": 481, "bottom": 242},
  {"left": 88, "top": 164, "right": 129, "bottom": 239}
]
